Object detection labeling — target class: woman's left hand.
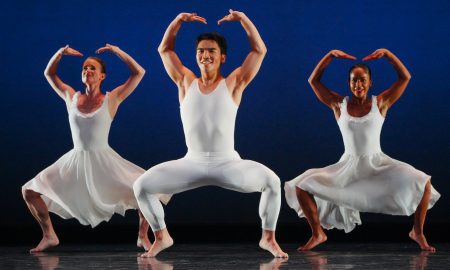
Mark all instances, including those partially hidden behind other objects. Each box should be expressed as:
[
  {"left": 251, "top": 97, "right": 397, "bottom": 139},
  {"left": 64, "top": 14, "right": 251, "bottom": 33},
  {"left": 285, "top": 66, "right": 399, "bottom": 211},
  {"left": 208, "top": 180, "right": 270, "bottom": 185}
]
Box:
[
  {"left": 96, "top": 44, "right": 120, "bottom": 54},
  {"left": 363, "top": 48, "right": 391, "bottom": 61}
]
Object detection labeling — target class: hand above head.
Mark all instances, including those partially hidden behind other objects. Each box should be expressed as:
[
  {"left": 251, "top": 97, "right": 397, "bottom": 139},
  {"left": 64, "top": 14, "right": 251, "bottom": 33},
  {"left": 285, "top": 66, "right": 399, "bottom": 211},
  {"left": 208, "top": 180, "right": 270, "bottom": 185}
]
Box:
[
  {"left": 363, "top": 48, "right": 391, "bottom": 61},
  {"left": 218, "top": 9, "right": 245, "bottom": 25},
  {"left": 61, "top": 45, "right": 83, "bottom": 57},
  {"left": 96, "top": 43, "right": 121, "bottom": 54},
  {"left": 329, "top": 50, "right": 357, "bottom": 60},
  {"left": 177, "top": 13, "right": 207, "bottom": 24}
]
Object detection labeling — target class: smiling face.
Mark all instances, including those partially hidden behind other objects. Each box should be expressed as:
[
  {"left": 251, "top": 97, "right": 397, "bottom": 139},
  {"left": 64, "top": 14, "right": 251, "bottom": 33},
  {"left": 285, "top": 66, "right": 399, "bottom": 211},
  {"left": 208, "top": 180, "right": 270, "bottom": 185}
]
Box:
[
  {"left": 196, "top": 39, "right": 226, "bottom": 73},
  {"left": 349, "top": 66, "right": 372, "bottom": 99},
  {"left": 81, "top": 58, "right": 106, "bottom": 85}
]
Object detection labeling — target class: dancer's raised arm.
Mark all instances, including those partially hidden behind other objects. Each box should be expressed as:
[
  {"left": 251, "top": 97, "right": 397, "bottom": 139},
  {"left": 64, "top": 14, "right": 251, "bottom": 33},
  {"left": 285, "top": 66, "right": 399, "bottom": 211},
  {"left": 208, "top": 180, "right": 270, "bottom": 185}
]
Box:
[
  {"left": 158, "top": 13, "right": 206, "bottom": 91},
  {"left": 44, "top": 45, "right": 83, "bottom": 99},
  {"left": 96, "top": 44, "right": 145, "bottom": 106},
  {"left": 309, "top": 50, "right": 356, "bottom": 110},
  {"left": 363, "top": 48, "right": 411, "bottom": 113},
  {"left": 220, "top": 9, "right": 267, "bottom": 96}
]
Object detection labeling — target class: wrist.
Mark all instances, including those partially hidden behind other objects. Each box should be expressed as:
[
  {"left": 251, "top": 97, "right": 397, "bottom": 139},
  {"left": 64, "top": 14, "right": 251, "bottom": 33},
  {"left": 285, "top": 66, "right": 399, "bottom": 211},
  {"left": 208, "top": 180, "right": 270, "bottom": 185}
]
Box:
[{"left": 175, "top": 14, "right": 185, "bottom": 23}]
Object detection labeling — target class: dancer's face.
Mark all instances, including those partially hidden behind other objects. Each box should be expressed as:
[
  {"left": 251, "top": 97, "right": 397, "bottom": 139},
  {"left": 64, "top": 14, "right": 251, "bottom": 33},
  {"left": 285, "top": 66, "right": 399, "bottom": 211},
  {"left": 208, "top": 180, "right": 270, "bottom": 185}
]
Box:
[
  {"left": 196, "top": 40, "right": 226, "bottom": 73},
  {"left": 81, "top": 59, "right": 106, "bottom": 85},
  {"left": 349, "top": 67, "right": 372, "bottom": 99}
]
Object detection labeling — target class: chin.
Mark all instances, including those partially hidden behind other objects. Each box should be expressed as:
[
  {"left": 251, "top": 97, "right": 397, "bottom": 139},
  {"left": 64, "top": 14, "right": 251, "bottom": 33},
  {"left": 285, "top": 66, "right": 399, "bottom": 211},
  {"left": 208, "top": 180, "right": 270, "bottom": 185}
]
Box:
[{"left": 353, "top": 91, "right": 366, "bottom": 98}]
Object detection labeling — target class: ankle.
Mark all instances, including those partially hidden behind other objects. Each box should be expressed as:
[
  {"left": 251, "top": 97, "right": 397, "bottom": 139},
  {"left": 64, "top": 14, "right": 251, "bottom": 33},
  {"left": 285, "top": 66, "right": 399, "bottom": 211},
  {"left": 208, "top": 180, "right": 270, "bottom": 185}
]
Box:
[
  {"left": 312, "top": 229, "right": 325, "bottom": 238},
  {"left": 262, "top": 230, "right": 276, "bottom": 241},
  {"left": 412, "top": 226, "right": 424, "bottom": 235},
  {"left": 154, "top": 229, "right": 170, "bottom": 241}
]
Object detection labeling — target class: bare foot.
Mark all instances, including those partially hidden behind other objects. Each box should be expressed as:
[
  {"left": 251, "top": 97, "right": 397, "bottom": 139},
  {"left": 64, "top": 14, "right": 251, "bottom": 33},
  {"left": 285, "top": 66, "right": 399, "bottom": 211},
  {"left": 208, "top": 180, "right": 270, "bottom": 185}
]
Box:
[
  {"left": 259, "top": 238, "right": 289, "bottom": 258},
  {"left": 409, "top": 230, "right": 436, "bottom": 252},
  {"left": 137, "top": 235, "right": 152, "bottom": 251},
  {"left": 297, "top": 233, "right": 327, "bottom": 251},
  {"left": 140, "top": 237, "right": 173, "bottom": 257},
  {"left": 30, "top": 235, "right": 59, "bottom": 253}
]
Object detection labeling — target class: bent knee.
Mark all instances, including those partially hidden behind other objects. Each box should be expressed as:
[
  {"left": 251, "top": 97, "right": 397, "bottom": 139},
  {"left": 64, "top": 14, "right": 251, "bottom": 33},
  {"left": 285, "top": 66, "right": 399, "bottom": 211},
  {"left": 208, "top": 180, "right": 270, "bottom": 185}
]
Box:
[
  {"left": 133, "top": 173, "right": 161, "bottom": 198},
  {"left": 265, "top": 173, "right": 281, "bottom": 192},
  {"left": 22, "top": 189, "right": 40, "bottom": 202},
  {"left": 133, "top": 178, "right": 147, "bottom": 199}
]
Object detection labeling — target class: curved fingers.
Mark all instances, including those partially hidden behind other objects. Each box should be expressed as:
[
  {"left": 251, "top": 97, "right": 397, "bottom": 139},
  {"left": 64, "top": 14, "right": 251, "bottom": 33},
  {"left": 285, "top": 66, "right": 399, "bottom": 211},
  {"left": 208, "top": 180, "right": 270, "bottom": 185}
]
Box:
[
  {"left": 63, "top": 46, "right": 83, "bottom": 57},
  {"left": 192, "top": 15, "right": 207, "bottom": 24},
  {"left": 363, "top": 48, "right": 388, "bottom": 61},
  {"left": 330, "top": 50, "right": 356, "bottom": 60},
  {"left": 217, "top": 9, "right": 242, "bottom": 25}
]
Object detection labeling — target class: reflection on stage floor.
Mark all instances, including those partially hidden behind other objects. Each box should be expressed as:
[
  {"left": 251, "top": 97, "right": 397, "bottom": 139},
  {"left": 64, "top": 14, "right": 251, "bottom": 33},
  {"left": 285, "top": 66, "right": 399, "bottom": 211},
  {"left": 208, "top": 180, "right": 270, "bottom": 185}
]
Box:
[{"left": 2, "top": 243, "right": 449, "bottom": 269}]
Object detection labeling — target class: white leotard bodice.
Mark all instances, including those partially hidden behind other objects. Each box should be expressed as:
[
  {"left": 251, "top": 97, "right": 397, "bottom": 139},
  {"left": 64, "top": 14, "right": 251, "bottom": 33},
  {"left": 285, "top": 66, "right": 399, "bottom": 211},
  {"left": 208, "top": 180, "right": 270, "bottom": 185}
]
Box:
[
  {"left": 180, "top": 79, "right": 238, "bottom": 152},
  {"left": 337, "top": 96, "right": 384, "bottom": 156},
  {"left": 67, "top": 92, "right": 111, "bottom": 150}
]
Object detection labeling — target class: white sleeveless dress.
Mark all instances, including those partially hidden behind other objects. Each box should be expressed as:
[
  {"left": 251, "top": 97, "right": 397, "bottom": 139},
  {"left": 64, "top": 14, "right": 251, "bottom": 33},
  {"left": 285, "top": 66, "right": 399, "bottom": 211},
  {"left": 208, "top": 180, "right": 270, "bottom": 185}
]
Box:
[
  {"left": 284, "top": 96, "right": 440, "bottom": 232},
  {"left": 22, "top": 92, "right": 170, "bottom": 227}
]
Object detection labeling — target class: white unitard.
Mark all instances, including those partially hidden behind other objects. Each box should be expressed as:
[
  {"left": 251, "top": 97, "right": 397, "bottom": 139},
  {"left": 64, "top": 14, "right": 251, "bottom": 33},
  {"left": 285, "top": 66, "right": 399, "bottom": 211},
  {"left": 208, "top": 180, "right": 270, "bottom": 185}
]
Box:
[{"left": 134, "top": 79, "right": 281, "bottom": 231}]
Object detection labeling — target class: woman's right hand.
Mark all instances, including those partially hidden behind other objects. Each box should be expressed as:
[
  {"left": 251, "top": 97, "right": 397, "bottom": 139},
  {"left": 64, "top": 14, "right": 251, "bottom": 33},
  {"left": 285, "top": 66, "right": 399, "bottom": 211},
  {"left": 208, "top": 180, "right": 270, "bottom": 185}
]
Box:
[
  {"left": 60, "top": 45, "right": 83, "bottom": 57},
  {"left": 329, "top": 49, "right": 356, "bottom": 60}
]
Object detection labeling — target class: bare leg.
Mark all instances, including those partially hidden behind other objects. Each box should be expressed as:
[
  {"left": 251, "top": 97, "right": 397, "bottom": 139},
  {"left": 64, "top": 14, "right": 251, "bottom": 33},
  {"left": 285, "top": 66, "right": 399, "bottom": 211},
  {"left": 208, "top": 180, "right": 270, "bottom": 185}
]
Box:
[
  {"left": 409, "top": 180, "right": 436, "bottom": 252},
  {"left": 259, "top": 230, "right": 288, "bottom": 258},
  {"left": 137, "top": 210, "right": 152, "bottom": 251},
  {"left": 140, "top": 228, "right": 173, "bottom": 257},
  {"left": 295, "top": 187, "right": 327, "bottom": 251},
  {"left": 22, "top": 189, "right": 59, "bottom": 253}
]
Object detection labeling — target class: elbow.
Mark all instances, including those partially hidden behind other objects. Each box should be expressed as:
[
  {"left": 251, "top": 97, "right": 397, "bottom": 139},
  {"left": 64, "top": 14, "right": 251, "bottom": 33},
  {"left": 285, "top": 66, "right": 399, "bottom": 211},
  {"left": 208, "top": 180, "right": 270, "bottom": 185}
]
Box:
[
  {"left": 157, "top": 46, "right": 164, "bottom": 54},
  {"left": 136, "top": 67, "right": 146, "bottom": 78},
  {"left": 139, "top": 68, "right": 146, "bottom": 77},
  {"left": 400, "top": 71, "right": 411, "bottom": 82},
  {"left": 308, "top": 75, "right": 316, "bottom": 86},
  {"left": 44, "top": 69, "right": 52, "bottom": 80},
  {"left": 44, "top": 68, "right": 51, "bottom": 77},
  {"left": 157, "top": 44, "right": 169, "bottom": 55},
  {"left": 405, "top": 71, "right": 412, "bottom": 81},
  {"left": 259, "top": 44, "right": 267, "bottom": 55},
  {"left": 258, "top": 43, "right": 267, "bottom": 56}
]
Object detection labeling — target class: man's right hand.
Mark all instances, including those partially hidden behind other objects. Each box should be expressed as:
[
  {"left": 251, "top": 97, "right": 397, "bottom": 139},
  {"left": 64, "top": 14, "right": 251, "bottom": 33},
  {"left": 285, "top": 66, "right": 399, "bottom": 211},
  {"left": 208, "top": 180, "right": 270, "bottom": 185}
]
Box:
[{"left": 177, "top": 13, "right": 207, "bottom": 24}]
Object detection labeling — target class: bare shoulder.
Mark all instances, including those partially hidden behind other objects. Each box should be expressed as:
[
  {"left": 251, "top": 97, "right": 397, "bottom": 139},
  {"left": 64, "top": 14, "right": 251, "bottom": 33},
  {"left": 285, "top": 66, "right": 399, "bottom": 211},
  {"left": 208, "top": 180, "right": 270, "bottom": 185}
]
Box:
[
  {"left": 225, "top": 72, "right": 242, "bottom": 94},
  {"left": 376, "top": 95, "right": 389, "bottom": 117},
  {"left": 328, "top": 94, "right": 344, "bottom": 109},
  {"left": 183, "top": 75, "right": 197, "bottom": 92},
  {"left": 178, "top": 75, "right": 197, "bottom": 103},
  {"left": 330, "top": 95, "right": 345, "bottom": 118}
]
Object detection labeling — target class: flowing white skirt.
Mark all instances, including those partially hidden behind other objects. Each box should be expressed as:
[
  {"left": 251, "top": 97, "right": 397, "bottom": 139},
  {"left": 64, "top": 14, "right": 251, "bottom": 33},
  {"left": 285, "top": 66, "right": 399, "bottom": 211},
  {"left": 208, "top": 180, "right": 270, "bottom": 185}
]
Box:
[
  {"left": 22, "top": 147, "right": 171, "bottom": 227},
  {"left": 284, "top": 152, "right": 440, "bottom": 233}
]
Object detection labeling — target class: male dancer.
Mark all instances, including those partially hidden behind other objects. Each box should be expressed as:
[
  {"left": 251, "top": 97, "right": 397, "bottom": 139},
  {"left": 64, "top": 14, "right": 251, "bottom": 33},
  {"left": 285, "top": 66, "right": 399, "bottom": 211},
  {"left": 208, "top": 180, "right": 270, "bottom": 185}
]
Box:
[{"left": 134, "top": 10, "right": 287, "bottom": 258}]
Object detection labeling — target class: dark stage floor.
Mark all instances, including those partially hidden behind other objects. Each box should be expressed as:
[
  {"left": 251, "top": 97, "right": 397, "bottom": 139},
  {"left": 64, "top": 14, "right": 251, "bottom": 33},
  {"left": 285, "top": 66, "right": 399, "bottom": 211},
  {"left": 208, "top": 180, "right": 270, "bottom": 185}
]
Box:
[{"left": 2, "top": 243, "right": 450, "bottom": 270}]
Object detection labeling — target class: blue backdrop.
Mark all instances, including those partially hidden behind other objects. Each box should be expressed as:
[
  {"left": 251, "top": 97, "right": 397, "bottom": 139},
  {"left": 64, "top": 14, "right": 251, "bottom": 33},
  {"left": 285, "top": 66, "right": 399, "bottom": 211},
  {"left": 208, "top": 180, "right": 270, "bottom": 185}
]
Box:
[{"left": 1, "top": 0, "right": 448, "bottom": 227}]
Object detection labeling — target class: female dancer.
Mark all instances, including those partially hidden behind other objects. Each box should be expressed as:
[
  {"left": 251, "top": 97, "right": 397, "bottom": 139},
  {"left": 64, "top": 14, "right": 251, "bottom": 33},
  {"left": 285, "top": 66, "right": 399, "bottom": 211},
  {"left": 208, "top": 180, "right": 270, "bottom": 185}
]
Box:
[
  {"left": 22, "top": 44, "right": 170, "bottom": 253},
  {"left": 284, "top": 48, "right": 440, "bottom": 251}
]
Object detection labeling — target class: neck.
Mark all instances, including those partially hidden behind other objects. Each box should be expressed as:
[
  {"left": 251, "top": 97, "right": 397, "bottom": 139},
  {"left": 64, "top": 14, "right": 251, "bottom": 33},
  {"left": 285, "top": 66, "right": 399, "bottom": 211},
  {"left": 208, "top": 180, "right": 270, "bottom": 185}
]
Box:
[
  {"left": 350, "top": 94, "right": 369, "bottom": 105},
  {"left": 85, "top": 83, "right": 102, "bottom": 98},
  {"left": 200, "top": 71, "right": 223, "bottom": 86}
]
